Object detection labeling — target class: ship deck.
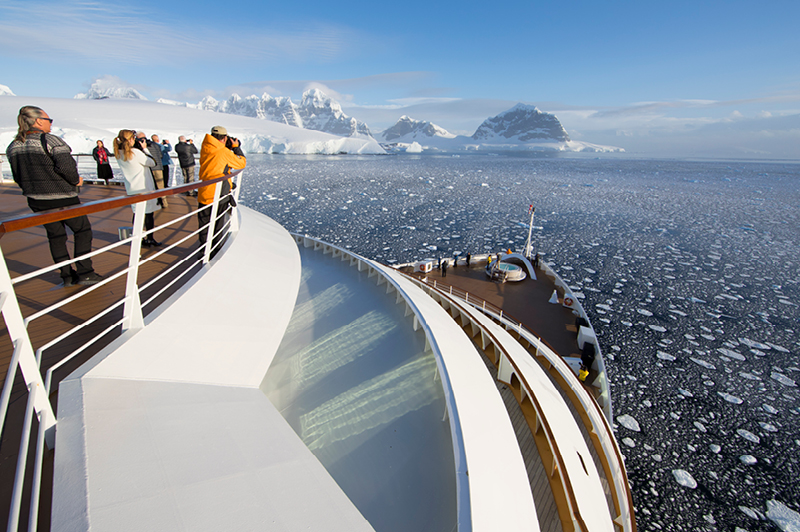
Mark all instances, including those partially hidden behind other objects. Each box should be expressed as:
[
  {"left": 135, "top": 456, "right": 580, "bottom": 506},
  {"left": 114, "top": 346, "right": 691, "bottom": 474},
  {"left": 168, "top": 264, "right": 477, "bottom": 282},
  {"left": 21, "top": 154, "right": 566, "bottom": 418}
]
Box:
[
  {"left": 398, "top": 262, "right": 618, "bottom": 530},
  {"left": 399, "top": 262, "right": 583, "bottom": 361},
  {"left": 0, "top": 181, "right": 610, "bottom": 531}
]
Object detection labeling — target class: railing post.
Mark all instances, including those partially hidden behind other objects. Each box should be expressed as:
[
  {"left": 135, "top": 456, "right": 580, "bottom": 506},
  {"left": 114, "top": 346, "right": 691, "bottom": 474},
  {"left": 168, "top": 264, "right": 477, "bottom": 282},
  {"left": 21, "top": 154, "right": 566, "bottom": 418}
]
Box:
[
  {"left": 0, "top": 248, "right": 56, "bottom": 447},
  {"left": 229, "top": 171, "right": 244, "bottom": 234},
  {"left": 122, "top": 201, "right": 146, "bottom": 332},
  {"left": 202, "top": 181, "right": 223, "bottom": 264}
]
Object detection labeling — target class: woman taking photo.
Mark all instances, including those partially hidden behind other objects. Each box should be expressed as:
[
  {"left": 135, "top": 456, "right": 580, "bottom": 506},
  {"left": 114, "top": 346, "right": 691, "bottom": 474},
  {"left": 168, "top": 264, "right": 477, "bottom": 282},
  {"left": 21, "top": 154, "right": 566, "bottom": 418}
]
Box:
[{"left": 113, "top": 129, "right": 161, "bottom": 246}]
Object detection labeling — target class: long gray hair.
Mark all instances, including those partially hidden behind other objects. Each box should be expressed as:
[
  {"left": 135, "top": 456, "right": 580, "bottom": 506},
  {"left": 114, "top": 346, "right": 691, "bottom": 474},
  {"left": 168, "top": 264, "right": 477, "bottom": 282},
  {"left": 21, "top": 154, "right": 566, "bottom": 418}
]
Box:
[{"left": 15, "top": 106, "right": 46, "bottom": 143}]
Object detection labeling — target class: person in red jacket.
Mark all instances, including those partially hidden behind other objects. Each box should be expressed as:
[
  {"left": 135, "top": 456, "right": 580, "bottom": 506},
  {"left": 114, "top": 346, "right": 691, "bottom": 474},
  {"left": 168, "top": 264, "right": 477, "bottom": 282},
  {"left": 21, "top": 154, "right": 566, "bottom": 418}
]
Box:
[{"left": 197, "top": 126, "right": 246, "bottom": 250}]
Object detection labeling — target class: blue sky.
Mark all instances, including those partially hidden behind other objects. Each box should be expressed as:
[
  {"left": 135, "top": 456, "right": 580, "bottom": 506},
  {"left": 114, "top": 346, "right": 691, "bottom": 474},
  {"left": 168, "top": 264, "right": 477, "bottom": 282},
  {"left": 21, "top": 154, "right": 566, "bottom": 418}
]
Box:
[{"left": 2, "top": 0, "right": 799, "bottom": 158}]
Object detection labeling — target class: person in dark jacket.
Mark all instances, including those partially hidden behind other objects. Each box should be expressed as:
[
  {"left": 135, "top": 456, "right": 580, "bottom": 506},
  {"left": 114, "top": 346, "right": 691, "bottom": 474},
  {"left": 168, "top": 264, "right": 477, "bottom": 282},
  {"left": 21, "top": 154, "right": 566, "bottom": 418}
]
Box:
[
  {"left": 136, "top": 131, "right": 168, "bottom": 206},
  {"left": 92, "top": 140, "right": 114, "bottom": 185},
  {"left": 156, "top": 137, "right": 173, "bottom": 186},
  {"left": 175, "top": 136, "right": 198, "bottom": 196},
  {"left": 6, "top": 106, "right": 102, "bottom": 286}
]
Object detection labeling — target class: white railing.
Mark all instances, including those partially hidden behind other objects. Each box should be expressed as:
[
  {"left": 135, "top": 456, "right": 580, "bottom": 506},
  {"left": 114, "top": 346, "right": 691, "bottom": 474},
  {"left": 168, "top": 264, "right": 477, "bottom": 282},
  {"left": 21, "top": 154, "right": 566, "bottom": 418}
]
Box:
[{"left": 0, "top": 169, "right": 244, "bottom": 531}]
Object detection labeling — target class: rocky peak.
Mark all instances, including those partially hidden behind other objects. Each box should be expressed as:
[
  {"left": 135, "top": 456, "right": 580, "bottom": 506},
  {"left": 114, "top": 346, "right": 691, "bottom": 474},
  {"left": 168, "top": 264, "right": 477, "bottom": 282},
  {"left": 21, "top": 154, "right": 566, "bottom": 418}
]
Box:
[
  {"left": 472, "top": 104, "right": 570, "bottom": 142},
  {"left": 381, "top": 116, "right": 454, "bottom": 142}
]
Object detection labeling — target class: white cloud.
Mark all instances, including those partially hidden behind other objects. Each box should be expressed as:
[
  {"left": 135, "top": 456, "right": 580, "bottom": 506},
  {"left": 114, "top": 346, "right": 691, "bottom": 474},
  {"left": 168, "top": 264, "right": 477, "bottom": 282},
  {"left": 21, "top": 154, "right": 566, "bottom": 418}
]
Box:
[{"left": 0, "top": 1, "right": 359, "bottom": 66}]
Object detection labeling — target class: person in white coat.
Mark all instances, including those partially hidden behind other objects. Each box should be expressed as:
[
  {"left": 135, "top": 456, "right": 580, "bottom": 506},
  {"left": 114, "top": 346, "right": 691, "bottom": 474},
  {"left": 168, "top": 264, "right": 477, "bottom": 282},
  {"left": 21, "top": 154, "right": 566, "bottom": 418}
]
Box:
[{"left": 113, "top": 129, "right": 161, "bottom": 246}]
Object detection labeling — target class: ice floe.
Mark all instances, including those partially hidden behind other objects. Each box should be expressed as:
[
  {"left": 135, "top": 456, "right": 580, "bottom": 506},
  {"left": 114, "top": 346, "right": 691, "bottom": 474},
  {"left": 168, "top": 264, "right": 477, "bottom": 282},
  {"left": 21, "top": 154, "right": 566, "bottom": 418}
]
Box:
[
  {"left": 766, "top": 499, "right": 800, "bottom": 531},
  {"left": 672, "top": 469, "right": 697, "bottom": 489},
  {"left": 736, "top": 429, "right": 761, "bottom": 443},
  {"left": 718, "top": 391, "right": 744, "bottom": 404},
  {"left": 616, "top": 414, "right": 641, "bottom": 432}
]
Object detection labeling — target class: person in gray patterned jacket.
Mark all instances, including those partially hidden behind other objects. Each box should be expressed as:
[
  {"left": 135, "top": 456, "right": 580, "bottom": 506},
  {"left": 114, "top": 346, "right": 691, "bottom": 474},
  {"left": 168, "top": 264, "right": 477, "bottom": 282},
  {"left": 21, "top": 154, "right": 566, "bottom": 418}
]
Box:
[{"left": 6, "top": 106, "right": 103, "bottom": 286}]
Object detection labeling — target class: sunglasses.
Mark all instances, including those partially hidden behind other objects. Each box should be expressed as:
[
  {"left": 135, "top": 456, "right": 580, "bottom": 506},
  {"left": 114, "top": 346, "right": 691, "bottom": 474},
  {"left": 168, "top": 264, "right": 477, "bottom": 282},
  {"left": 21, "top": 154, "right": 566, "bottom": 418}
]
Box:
[{"left": 38, "top": 117, "right": 54, "bottom": 123}]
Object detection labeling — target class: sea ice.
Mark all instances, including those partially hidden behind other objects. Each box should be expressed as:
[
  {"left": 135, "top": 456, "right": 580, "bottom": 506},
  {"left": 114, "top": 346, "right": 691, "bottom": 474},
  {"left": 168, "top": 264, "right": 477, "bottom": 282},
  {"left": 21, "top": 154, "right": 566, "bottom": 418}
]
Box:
[
  {"left": 622, "top": 437, "right": 635, "bottom": 448},
  {"left": 739, "top": 338, "right": 771, "bottom": 350},
  {"left": 771, "top": 372, "right": 797, "bottom": 387},
  {"left": 693, "top": 421, "right": 707, "bottom": 432},
  {"left": 648, "top": 325, "right": 667, "bottom": 332},
  {"left": 616, "top": 414, "right": 641, "bottom": 432},
  {"left": 718, "top": 391, "right": 744, "bottom": 404},
  {"left": 657, "top": 351, "right": 676, "bottom": 361},
  {"left": 768, "top": 343, "right": 790, "bottom": 353},
  {"left": 767, "top": 499, "right": 800, "bottom": 532},
  {"left": 717, "top": 347, "right": 746, "bottom": 361},
  {"left": 740, "top": 455, "right": 758, "bottom": 465},
  {"left": 737, "top": 429, "right": 761, "bottom": 443},
  {"left": 739, "top": 372, "right": 761, "bottom": 381},
  {"left": 691, "top": 357, "right": 716, "bottom": 370},
  {"left": 739, "top": 505, "right": 762, "bottom": 520},
  {"left": 671, "top": 469, "right": 697, "bottom": 489}
]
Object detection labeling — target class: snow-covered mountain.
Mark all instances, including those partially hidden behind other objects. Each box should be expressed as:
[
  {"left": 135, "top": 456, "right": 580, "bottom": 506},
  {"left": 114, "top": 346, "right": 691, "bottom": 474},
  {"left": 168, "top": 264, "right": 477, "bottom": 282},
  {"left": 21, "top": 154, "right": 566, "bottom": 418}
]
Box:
[
  {"left": 472, "top": 104, "right": 570, "bottom": 142},
  {"left": 74, "top": 78, "right": 147, "bottom": 100},
  {"left": 380, "top": 116, "right": 455, "bottom": 142},
  {"left": 196, "top": 94, "right": 303, "bottom": 128},
  {"left": 298, "top": 89, "right": 372, "bottom": 138},
  {"left": 0, "top": 96, "right": 384, "bottom": 155},
  {"left": 0, "top": 84, "right": 15, "bottom": 97},
  {"left": 192, "top": 89, "right": 371, "bottom": 138},
  {"left": 380, "top": 104, "right": 621, "bottom": 153}
]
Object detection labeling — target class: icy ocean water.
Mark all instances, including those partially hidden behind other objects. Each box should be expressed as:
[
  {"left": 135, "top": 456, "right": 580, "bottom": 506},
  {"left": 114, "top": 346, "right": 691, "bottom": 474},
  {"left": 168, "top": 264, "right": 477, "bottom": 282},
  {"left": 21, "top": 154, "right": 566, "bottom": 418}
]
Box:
[{"left": 238, "top": 153, "right": 800, "bottom": 532}]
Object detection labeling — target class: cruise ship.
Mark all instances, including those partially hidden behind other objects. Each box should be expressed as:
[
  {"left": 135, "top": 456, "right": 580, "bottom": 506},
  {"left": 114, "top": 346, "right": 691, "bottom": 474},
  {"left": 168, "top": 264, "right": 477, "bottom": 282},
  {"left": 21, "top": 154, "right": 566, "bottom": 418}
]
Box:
[{"left": 0, "top": 169, "right": 635, "bottom": 531}]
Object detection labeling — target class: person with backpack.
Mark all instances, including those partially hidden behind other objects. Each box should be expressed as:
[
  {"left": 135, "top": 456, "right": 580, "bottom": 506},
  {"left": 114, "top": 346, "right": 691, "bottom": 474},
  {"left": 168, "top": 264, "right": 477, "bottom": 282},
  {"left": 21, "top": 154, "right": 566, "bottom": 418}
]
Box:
[{"left": 5, "top": 106, "right": 103, "bottom": 286}]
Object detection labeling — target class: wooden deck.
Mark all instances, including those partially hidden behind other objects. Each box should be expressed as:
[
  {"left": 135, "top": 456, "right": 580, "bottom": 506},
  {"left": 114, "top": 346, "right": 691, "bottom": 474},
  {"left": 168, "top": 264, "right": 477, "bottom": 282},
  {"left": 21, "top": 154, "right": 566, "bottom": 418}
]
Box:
[
  {"left": 403, "top": 262, "right": 583, "bottom": 360},
  {"left": 0, "top": 182, "right": 203, "bottom": 530}
]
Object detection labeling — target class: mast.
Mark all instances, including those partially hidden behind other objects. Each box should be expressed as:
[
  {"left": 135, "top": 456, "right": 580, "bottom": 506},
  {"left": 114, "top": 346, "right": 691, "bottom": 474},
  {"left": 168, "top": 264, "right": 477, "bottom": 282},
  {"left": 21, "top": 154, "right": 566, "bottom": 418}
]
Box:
[{"left": 524, "top": 205, "right": 535, "bottom": 258}]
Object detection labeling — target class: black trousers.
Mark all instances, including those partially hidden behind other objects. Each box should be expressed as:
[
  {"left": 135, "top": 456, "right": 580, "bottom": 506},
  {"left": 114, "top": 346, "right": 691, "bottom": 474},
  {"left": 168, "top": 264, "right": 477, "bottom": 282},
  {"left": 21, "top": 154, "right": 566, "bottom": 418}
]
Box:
[
  {"left": 27, "top": 197, "right": 94, "bottom": 278},
  {"left": 197, "top": 199, "right": 231, "bottom": 249},
  {"left": 131, "top": 212, "right": 155, "bottom": 232}
]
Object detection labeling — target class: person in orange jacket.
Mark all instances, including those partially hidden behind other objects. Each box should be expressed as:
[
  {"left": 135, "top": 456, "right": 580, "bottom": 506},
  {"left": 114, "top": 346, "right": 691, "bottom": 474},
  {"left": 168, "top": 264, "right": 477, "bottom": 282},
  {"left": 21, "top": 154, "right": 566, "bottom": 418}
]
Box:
[{"left": 198, "top": 125, "right": 246, "bottom": 249}]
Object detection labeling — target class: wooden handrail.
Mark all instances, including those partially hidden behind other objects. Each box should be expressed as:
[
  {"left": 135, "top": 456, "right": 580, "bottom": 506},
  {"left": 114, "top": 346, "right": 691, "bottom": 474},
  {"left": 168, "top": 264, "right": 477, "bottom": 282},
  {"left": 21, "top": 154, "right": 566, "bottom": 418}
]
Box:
[{"left": 0, "top": 169, "right": 243, "bottom": 239}]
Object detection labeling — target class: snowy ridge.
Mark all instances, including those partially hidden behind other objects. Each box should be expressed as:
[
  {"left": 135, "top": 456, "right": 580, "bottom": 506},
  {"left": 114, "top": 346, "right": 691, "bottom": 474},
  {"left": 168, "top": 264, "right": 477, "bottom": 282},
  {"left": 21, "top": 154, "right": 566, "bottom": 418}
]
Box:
[
  {"left": 196, "top": 94, "right": 303, "bottom": 128},
  {"left": 184, "top": 89, "right": 372, "bottom": 138},
  {"left": 74, "top": 79, "right": 147, "bottom": 100},
  {"left": 5, "top": 79, "right": 622, "bottom": 154},
  {"left": 379, "top": 115, "right": 456, "bottom": 142},
  {"left": 299, "top": 89, "right": 372, "bottom": 138},
  {"left": 0, "top": 96, "right": 384, "bottom": 155}
]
